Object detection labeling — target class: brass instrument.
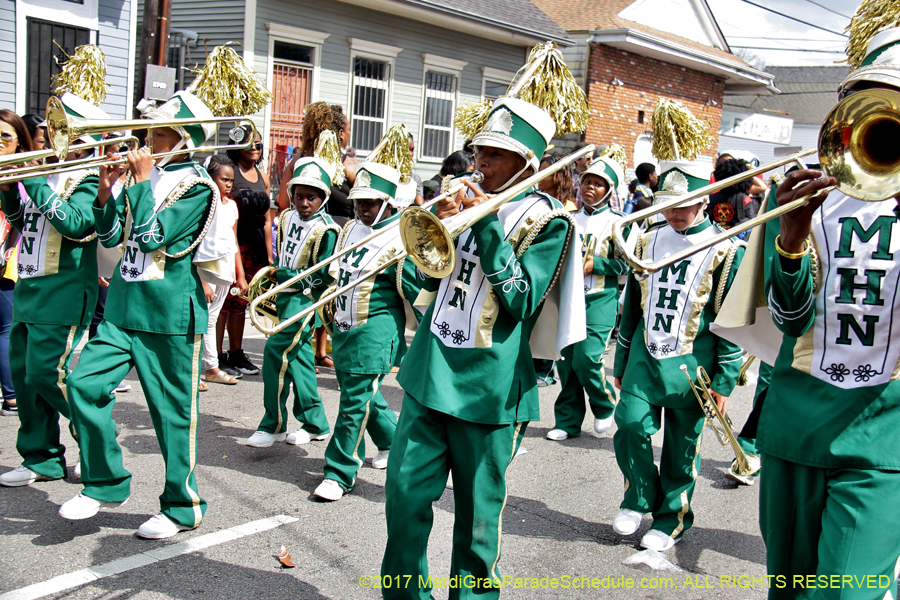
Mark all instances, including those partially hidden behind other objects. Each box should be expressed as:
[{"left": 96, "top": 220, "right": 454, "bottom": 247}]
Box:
[
  {"left": 44, "top": 95, "right": 258, "bottom": 159},
  {"left": 399, "top": 143, "right": 595, "bottom": 278},
  {"left": 0, "top": 136, "right": 139, "bottom": 181},
  {"left": 249, "top": 143, "right": 593, "bottom": 335},
  {"left": 612, "top": 88, "right": 900, "bottom": 275},
  {"left": 680, "top": 364, "right": 760, "bottom": 478},
  {"left": 737, "top": 354, "right": 756, "bottom": 386},
  {"left": 242, "top": 266, "right": 279, "bottom": 329},
  {"left": 248, "top": 171, "right": 483, "bottom": 335},
  {"left": 582, "top": 235, "right": 598, "bottom": 270}
]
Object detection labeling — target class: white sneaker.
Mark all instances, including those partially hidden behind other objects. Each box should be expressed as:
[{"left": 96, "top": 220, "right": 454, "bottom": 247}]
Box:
[
  {"left": 613, "top": 508, "right": 645, "bottom": 535},
  {"left": 641, "top": 529, "right": 679, "bottom": 551},
  {"left": 286, "top": 429, "right": 311, "bottom": 445},
  {"left": 546, "top": 429, "right": 570, "bottom": 441},
  {"left": 73, "top": 460, "right": 81, "bottom": 479},
  {"left": 0, "top": 465, "right": 54, "bottom": 487},
  {"left": 371, "top": 450, "right": 389, "bottom": 470},
  {"left": 59, "top": 493, "right": 128, "bottom": 520},
  {"left": 311, "top": 432, "right": 330, "bottom": 441},
  {"left": 245, "top": 431, "right": 287, "bottom": 448},
  {"left": 313, "top": 479, "right": 344, "bottom": 501},
  {"left": 594, "top": 416, "right": 614, "bottom": 434},
  {"left": 137, "top": 513, "right": 194, "bottom": 539},
  {"left": 114, "top": 382, "right": 132, "bottom": 393}
]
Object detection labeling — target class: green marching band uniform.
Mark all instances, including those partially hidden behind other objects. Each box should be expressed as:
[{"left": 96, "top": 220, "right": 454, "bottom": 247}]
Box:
[
  {"left": 382, "top": 97, "right": 577, "bottom": 599},
  {"left": 612, "top": 160, "right": 745, "bottom": 550},
  {"left": 247, "top": 158, "right": 340, "bottom": 447},
  {"left": 315, "top": 160, "right": 422, "bottom": 499},
  {"left": 758, "top": 26, "right": 900, "bottom": 598},
  {"left": 0, "top": 92, "right": 104, "bottom": 486},
  {"left": 62, "top": 91, "right": 219, "bottom": 537},
  {"left": 549, "top": 156, "right": 628, "bottom": 441}
]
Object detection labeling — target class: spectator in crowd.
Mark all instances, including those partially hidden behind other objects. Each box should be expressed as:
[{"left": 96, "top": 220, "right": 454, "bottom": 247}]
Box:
[
  {"left": 706, "top": 158, "right": 756, "bottom": 238},
  {"left": 430, "top": 150, "right": 474, "bottom": 186},
  {"left": 20, "top": 114, "right": 45, "bottom": 152},
  {"left": 631, "top": 163, "right": 658, "bottom": 212},
  {"left": 0, "top": 110, "right": 30, "bottom": 416},
  {"left": 221, "top": 126, "right": 272, "bottom": 376},
  {"left": 538, "top": 151, "right": 577, "bottom": 211},
  {"left": 394, "top": 134, "right": 423, "bottom": 208},
  {"left": 572, "top": 141, "right": 592, "bottom": 206}
]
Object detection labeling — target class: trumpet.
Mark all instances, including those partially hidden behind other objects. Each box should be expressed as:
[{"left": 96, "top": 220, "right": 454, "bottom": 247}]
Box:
[
  {"left": 247, "top": 171, "right": 483, "bottom": 335},
  {"left": 0, "top": 136, "right": 139, "bottom": 181},
  {"left": 680, "top": 364, "right": 760, "bottom": 478},
  {"left": 613, "top": 88, "right": 900, "bottom": 275},
  {"left": 45, "top": 95, "right": 258, "bottom": 159}
]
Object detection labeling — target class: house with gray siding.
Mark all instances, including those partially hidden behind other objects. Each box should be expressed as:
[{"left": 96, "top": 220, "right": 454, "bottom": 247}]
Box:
[
  {"left": 1, "top": 0, "right": 137, "bottom": 119},
  {"left": 155, "top": 0, "right": 570, "bottom": 178}
]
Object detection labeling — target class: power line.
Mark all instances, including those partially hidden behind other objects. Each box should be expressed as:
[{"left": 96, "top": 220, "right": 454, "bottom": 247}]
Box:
[
  {"left": 727, "top": 36, "right": 846, "bottom": 42},
  {"left": 732, "top": 46, "right": 845, "bottom": 54},
  {"left": 733, "top": 0, "right": 848, "bottom": 37},
  {"left": 799, "top": 0, "right": 851, "bottom": 19}
]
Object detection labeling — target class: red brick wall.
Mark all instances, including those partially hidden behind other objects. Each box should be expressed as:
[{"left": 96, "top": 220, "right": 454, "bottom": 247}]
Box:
[{"left": 585, "top": 43, "right": 725, "bottom": 168}]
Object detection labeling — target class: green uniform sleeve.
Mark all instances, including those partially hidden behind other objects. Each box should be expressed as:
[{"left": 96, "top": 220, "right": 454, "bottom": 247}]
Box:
[
  {"left": 0, "top": 181, "right": 27, "bottom": 232},
  {"left": 471, "top": 213, "right": 569, "bottom": 322},
  {"left": 614, "top": 273, "right": 640, "bottom": 378},
  {"left": 93, "top": 189, "right": 127, "bottom": 248},
  {"left": 127, "top": 180, "right": 211, "bottom": 253},
  {"left": 711, "top": 244, "right": 746, "bottom": 395},
  {"left": 18, "top": 175, "right": 98, "bottom": 238}
]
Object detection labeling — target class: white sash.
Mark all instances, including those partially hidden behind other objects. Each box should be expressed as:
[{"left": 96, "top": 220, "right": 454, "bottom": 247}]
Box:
[{"left": 573, "top": 207, "right": 618, "bottom": 295}]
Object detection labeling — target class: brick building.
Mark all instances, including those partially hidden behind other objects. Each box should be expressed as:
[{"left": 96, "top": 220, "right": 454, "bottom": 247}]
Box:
[{"left": 532, "top": 0, "right": 776, "bottom": 169}]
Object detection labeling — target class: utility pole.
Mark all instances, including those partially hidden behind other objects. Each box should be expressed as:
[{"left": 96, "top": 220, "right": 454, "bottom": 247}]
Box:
[{"left": 134, "top": 0, "right": 173, "bottom": 114}]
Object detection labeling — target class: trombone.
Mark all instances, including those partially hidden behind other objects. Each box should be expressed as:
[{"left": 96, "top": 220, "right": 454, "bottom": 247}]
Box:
[
  {"left": 248, "top": 171, "right": 484, "bottom": 335},
  {"left": 612, "top": 88, "right": 900, "bottom": 275},
  {"left": 44, "top": 95, "right": 258, "bottom": 159},
  {"left": 249, "top": 143, "right": 594, "bottom": 335},
  {"left": 680, "top": 364, "right": 760, "bottom": 478},
  {"left": 0, "top": 136, "right": 139, "bottom": 182}
]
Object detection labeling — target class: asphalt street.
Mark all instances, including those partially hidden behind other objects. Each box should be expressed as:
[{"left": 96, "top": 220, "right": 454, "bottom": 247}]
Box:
[{"left": 0, "top": 325, "right": 775, "bottom": 600}]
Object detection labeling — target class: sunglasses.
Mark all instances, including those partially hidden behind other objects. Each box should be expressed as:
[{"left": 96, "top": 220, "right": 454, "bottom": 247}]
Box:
[
  {"left": 0, "top": 132, "right": 16, "bottom": 147},
  {"left": 248, "top": 142, "right": 264, "bottom": 151}
]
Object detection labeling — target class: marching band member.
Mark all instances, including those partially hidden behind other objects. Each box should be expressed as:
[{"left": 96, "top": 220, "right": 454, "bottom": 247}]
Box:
[
  {"left": 0, "top": 53, "right": 107, "bottom": 487},
  {"left": 381, "top": 79, "right": 586, "bottom": 594},
  {"left": 59, "top": 89, "right": 221, "bottom": 539},
  {"left": 758, "top": 17, "right": 900, "bottom": 596},
  {"left": 245, "top": 156, "right": 340, "bottom": 448},
  {"left": 547, "top": 155, "right": 627, "bottom": 441},
  {"left": 313, "top": 135, "right": 423, "bottom": 501},
  {"left": 612, "top": 159, "right": 744, "bottom": 551}
]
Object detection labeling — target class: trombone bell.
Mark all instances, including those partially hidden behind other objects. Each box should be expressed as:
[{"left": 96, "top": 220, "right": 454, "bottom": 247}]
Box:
[{"left": 398, "top": 209, "right": 456, "bottom": 279}]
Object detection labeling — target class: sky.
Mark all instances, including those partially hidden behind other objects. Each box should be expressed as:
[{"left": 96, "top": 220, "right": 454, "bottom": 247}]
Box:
[{"left": 706, "top": 0, "right": 858, "bottom": 67}]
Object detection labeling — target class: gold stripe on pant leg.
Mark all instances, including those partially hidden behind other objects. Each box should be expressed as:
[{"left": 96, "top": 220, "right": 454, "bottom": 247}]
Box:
[
  {"left": 184, "top": 334, "right": 203, "bottom": 527},
  {"left": 274, "top": 319, "right": 310, "bottom": 433},
  {"left": 55, "top": 326, "right": 79, "bottom": 403},
  {"left": 490, "top": 422, "right": 524, "bottom": 581},
  {"left": 350, "top": 376, "right": 381, "bottom": 471}
]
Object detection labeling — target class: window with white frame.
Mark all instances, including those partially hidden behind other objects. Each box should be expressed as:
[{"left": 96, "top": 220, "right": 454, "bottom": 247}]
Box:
[
  {"left": 481, "top": 67, "right": 516, "bottom": 103},
  {"left": 351, "top": 57, "right": 390, "bottom": 152},
  {"left": 421, "top": 71, "right": 457, "bottom": 160}
]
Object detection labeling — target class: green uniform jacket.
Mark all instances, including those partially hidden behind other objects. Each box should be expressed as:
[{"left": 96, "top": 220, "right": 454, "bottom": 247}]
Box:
[
  {"left": 761, "top": 187, "right": 900, "bottom": 470},
  {"left": 614, "top": 217, "right": 744, "bottom": 408},
  {"left": 398, "top": 191, "right": 573, "bottom": 425},
  {"left": 275, "top": 209, "right": 340, "bottom": 321},
  {"left": 93, "top": 162, "right": 213, "bottom": 335},
  {"left": 329, "top": 212, "right": 423, "bottom": 375},
  {"left": 1, "top": 173, "right": 99, "bottom": 326}
]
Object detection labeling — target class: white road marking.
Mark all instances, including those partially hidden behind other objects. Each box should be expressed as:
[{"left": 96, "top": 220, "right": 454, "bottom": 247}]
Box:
[{"left": 0, "top": 514, "right": 299, "bottom": 600}]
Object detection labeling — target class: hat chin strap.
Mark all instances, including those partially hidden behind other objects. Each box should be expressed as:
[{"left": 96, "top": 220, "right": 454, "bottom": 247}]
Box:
[
  {"left": 157, "top": 136, "right": 188, "bottom": 167},
  {"left": 494, "top": 161, "right": 533, "bottom": 193},
  {"left": 583, "top": 188, "right": 612, "bottom": 210},
  {"left": 688, "top": 200, "right": 709, "bottom": 228}
]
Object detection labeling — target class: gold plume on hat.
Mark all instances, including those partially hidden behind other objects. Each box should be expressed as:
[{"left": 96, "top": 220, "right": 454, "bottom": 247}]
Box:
[
  {"left": 314, "top": 130, "right": 345, "bottom": 187},
  {"left": 368, "top": 123, "right": 413, "bottom": 183},
  {"left": 189, "top": 43, "right": 273, "bottom": 116},
  {"left": 844, "top": 0, "right": 900, "bottom": 68},
  {"left": 454, "top": 99, "right": 492, "bottom": 140},
  {"left": 651, "top": 99, "right": 713, "bottom": 161},
  {"left": 598, "top": 144, "right": 627, "bottom": 172},
  {"left": 51, "top": 44, "right": 110, "bottom": 106},
  {"left": 453, "top": 41, "right": 591, "bottom": 140}
]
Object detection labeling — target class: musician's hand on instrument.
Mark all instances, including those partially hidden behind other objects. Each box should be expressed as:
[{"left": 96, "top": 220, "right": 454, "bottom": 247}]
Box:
[
  {"left": 460, "top": 180, "right": 498, "bottom": 215},
  {"left": 709, "top": 389, "right": 728, "bottom": 415},
  {"left": 435, "top": 186, "right": 463, "bottom": 220},
  {"left": 127, "top": 148, "right": 154, "bottom": 184},
  {"left": 776, "top": 169, "right": 835, "bottom": 254},
  {"left": 236, "top": 276, "right": 249, "bottom": 295},
  {"left": 97, "top": 152, "right": 120, "bottom": 206},
  {"left": 583, "top": 256, "right": 594, "bottom": 276},
  {"left": 614, "top": 377, "right": 622, "bottom": 390}
]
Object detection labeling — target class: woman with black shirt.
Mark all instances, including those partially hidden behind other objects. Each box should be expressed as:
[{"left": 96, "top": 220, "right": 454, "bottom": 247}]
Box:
[{"left": 220, "top": 128, "right": 272, "bottom": 376}]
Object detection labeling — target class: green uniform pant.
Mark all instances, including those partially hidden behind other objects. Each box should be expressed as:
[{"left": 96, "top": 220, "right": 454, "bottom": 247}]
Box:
[
  {"left": 382, "top": 393, "right": 526, "bottom": 600},
  {"left": 258, "top": 317, "right": 329, "bottom": 436},
  {"left": 68, "top": 319, "right": 206, "bottom": 529},
  {"left": 760, "top": 454, "right": 900, "bottom": 600},
  {"left": 613, "top": 391, "right": 704, "bottom": 539},
  {"left": 737, "top": 361, "right": 772, "bottom": 459},
  {"left": 552, "top": 323, "right": 616, "bottom": 436},
  {"left": 10, "top": 321, "right": 83, "bottom": 479},
  {"left": 322, "top": 370, "right": 396, "bottom": 490}
]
